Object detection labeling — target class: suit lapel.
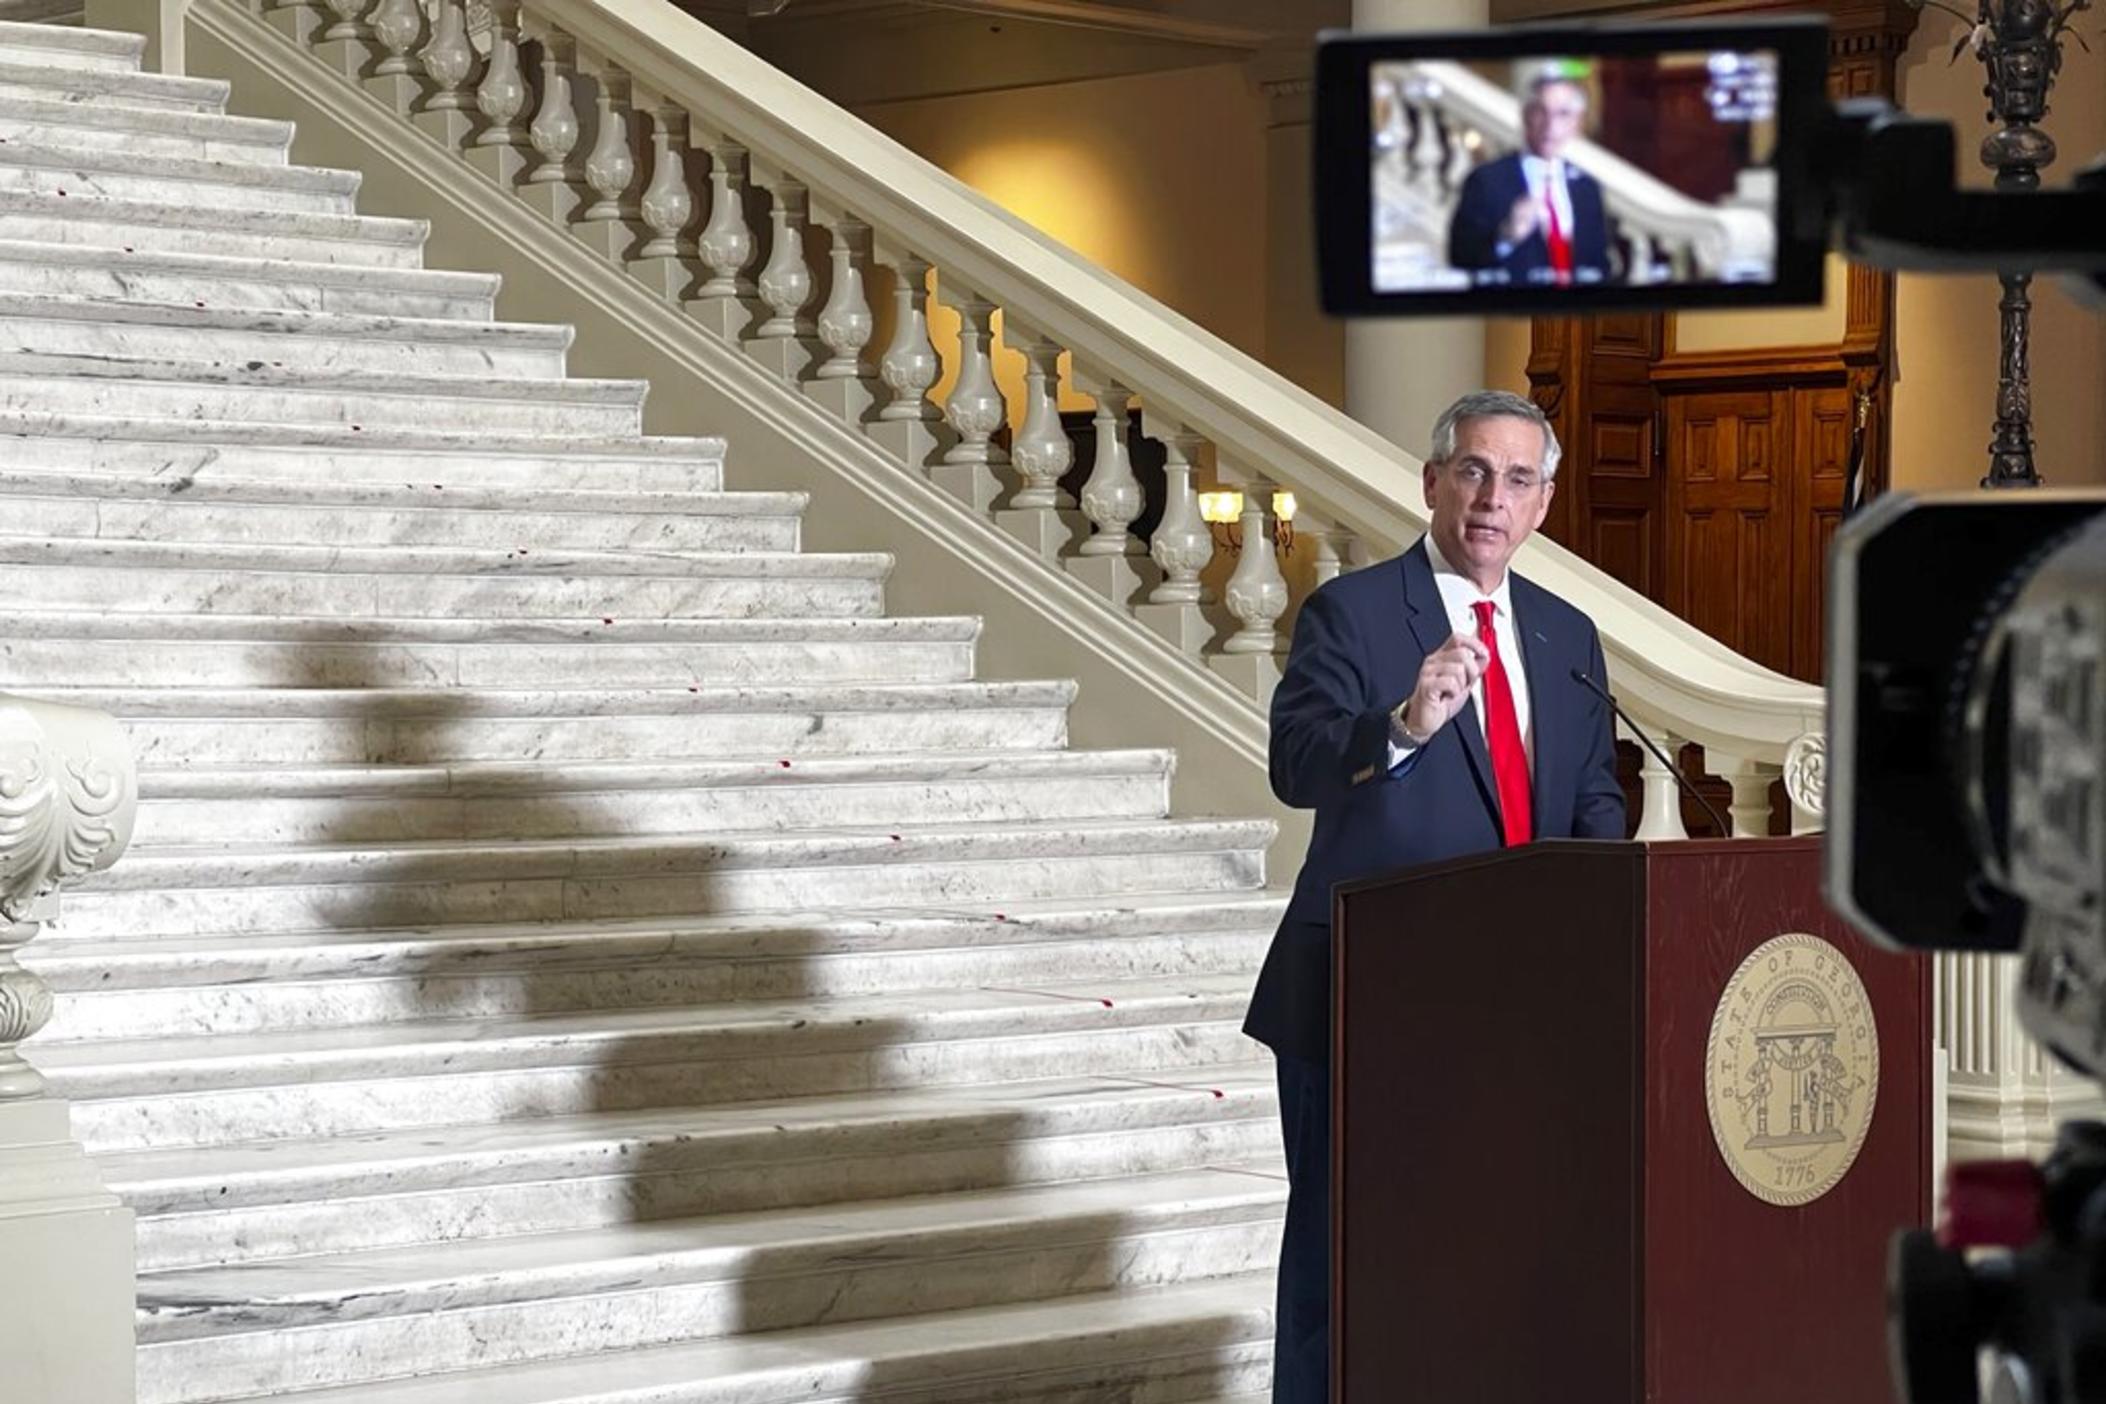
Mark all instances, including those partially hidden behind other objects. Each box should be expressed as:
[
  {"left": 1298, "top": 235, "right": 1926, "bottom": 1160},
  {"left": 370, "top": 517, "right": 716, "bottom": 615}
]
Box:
[
  {"left": 1512, "top": 577, "right": 1556, "bottom": 840},
  {"left": 1400, "top": 542, "right": 1502, "bottom": 830}
]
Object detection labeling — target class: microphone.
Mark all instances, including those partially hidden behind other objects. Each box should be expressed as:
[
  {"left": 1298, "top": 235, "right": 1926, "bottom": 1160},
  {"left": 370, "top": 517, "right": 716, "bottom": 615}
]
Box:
[{"left": 1569, "top": 668, "right": 1732, "bottom": 839}]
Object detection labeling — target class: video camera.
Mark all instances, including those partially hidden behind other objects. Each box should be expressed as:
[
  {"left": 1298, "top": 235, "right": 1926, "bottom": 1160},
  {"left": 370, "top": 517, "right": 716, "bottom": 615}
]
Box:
[{"left": 1312, "top": 14, "right": 2105, "bottom": 1404}]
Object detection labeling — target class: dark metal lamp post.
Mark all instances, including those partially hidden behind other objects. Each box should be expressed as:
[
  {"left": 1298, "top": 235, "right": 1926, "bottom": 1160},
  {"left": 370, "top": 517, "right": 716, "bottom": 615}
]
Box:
[{"left": 1911, "top": 0, "right": 2095, "bottom": 488}]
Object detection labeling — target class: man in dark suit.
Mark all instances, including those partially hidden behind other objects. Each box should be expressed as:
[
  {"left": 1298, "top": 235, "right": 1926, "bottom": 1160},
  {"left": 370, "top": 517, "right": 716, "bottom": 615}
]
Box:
[
  {"left": 1447, "top": 73, "right": 1613, "bottom": 285},
  {"left": 1246, "top": 389, "right": 1627, "bottom": 1404}
]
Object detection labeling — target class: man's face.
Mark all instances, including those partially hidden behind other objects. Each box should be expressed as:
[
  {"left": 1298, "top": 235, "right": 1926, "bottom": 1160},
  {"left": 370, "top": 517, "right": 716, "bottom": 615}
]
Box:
[
  {"left": 1521, "top": 80, "right": 1586, "bottom": 160},
  {"left": 1423, "top": 415, "right": 1556, "bottom": 588}
]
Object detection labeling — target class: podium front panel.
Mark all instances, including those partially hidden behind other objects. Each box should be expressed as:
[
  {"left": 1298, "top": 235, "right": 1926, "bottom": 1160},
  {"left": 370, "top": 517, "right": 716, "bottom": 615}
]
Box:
[
  {"left": 1641, "top": 841, "right": 1931, "bottom": 1404},
  {"left": 1334, "top": 843, "right": 1646, "bottom": 1404}
]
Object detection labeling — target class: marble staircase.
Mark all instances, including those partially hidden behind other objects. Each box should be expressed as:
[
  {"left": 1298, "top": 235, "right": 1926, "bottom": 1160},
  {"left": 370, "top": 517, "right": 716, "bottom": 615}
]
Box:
[{"left": 0, "top": 19, "right": 1285, "bottom": 1401}]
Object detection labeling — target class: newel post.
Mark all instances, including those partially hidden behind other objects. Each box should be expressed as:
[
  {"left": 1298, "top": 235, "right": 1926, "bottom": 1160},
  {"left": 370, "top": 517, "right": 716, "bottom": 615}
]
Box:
[{"left": 0, "top": 695, "right": 139, "bottom": 1404}]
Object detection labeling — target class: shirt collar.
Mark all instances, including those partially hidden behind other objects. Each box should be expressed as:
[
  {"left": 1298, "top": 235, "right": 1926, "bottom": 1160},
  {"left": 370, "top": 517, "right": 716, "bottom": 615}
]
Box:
[
  {"left": 1520, "top": 153, "right": 1566, "bottom": 184},
  {"left": 1424, "top": 533, "right": 1516, "bottom": 620}
]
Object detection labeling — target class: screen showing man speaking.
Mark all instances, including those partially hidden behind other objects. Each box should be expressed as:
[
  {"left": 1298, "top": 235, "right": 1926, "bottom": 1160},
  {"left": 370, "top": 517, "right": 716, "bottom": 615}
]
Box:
[{"left": 1370, "top": 50, "right": 1781, "bottom": 295}]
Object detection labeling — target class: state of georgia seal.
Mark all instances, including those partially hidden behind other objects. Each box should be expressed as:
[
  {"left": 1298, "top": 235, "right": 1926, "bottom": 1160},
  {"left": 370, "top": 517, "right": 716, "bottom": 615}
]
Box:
[{"left": 1704, "top": 932, "right": 1879, "bottom": 1207}]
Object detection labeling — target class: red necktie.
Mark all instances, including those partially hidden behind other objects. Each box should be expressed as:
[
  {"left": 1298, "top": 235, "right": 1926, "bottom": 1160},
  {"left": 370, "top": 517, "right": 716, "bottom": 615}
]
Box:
[
  {"left": 1544, "top": 174, "right": 1574, "bottom": 285},
  {"left": 1473, "top": 600, "right": 1534, "bottom": 847}
]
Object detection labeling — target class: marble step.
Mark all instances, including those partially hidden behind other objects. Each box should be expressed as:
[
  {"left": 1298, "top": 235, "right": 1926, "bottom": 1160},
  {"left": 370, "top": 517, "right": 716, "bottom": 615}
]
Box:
[
  {"left": 0, "top": 293, "right": 572, "bottom": 377},
  {"left": 100, "top": 1067, "right": 1280, "bottom": 1269},
  {"left": 0, "top": 239, "right": 497, "bottom": 318},
  {"left": 0, "top": 190, "right": 424, "bottom": 264},
  {"left": 0, "top": 88, "right": 291, "bottom": 162},
  {"left": 32, "top": 679, "right": 1076, "bottom": 766},
  {"left": 39, "top": 900, "right": 1278, "bottom": 1040},
  {"left": 0, "top": 415, "right": 727, "bottom": 493},
  {"left": 0, "top": 478, "right": 803, "bottom": 554},
  {"left": 43, "top": 922, "right": 1268, "bottom": 1042},
  {"left": 0, "top": 18, "right": 140, "bottom": 71},
  {"left": 130, "top": 1166, "right": 1286, "bottom": 1402},
  {"left": 46, "top": 970, "right": 1267, "bottom": 1148},
  {"left": 0, "top": 56, "right": 228, "bottom": 110},
  {"left": 110, "top": 748, "right": 1172, "bottom": 850},
  {"left": 49, "top": 816, "right": 1273, "bottom": 940},
  {"left": 0, "top": 353, "right": 645, "bottom": 435},
  {"left": 0, "top": 139, "right": 359, "bottom": 212},
  {"left": 35, "top": 890, "right": 1288, "bottom": 982},
  {"left": 191, "top": 1275, "right": 1273, "bottom": 1404},
  {"left": 0, "top": 613, "right": 980, "bottom": 690},
  {"left": 0, "top": 539, "right": 890, "bottom": 619}
]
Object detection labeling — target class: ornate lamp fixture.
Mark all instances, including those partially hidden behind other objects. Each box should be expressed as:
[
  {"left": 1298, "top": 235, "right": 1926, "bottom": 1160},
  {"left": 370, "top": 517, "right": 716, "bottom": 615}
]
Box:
[
  {"left": 1910, "top": 0, "right": 2096, "bottom": 488},
  {"left": 1197, "top": 489, "right": 1298, "bottom": 554}
]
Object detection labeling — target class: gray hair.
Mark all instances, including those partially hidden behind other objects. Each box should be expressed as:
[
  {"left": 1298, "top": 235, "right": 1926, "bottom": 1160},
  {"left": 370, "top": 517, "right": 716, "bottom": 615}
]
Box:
[
  {"left": 1524, "top": 69, "right": 1590, "bottom": 110},
  {"left": 1428, "top": 390, "right": 1563, "bottom": 482}
]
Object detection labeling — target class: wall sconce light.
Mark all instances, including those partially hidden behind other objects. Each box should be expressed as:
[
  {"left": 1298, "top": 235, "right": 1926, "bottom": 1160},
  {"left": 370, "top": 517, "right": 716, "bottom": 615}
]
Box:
[{"left": 1197, "top": 489, "right": 1297, "bottom": 554}]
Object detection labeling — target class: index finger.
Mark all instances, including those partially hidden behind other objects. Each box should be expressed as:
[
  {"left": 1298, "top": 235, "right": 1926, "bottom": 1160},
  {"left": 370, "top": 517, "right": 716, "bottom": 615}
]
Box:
[{"left": 1446, "top": 630, "right": 1490, "bottom": 663}]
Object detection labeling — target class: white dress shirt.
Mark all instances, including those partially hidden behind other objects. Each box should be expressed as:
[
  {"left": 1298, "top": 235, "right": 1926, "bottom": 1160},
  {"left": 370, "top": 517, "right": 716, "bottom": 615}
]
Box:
[
  {"left": 1493, "top": 154, "right": 1575, "bottom": 261},
  {"left": 1386, "top": 534, "right": 1535, "bottom": 773}
]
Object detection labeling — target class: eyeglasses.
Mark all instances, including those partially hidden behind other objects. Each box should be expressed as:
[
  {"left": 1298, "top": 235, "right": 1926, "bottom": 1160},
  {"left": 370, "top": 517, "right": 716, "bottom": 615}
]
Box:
[{"left": 1445, "top": 461, "right": 1545, "bottom": 495}]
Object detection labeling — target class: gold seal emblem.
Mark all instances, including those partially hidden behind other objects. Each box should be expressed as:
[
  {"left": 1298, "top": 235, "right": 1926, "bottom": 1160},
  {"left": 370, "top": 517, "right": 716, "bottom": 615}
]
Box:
[{"left": 1705, "top": 932, "right": 1879, "bottom": 1207}]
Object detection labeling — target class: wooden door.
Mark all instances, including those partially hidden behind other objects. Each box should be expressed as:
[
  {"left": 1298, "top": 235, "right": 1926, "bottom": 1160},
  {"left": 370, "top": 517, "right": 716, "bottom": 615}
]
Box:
[{"left": 1665, "top": 389, "right": 1794, "bottom": 674}]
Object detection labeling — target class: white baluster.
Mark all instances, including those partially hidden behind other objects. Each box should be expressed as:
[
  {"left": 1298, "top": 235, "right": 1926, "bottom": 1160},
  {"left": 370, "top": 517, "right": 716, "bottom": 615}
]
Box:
[
  {"left": 313, "top": 0, "right": 376, "bottom": 76},
  {"left": 685, "top": 138, "right": 760, "bottom": 342},
  {"left": 1076, "top": 379, "right": 1142, "bottom": 557},
  {"left": 413, "top": 0, "right": 478, "bottom": 147},
  {"left": 940, "top": 294, "right": 1007, "bottom": 467},
  {"left": 365, "top": 0, "right": 425, "bottom": 111},
  {"left": 1630, "top": 723, "right": 1692, "bottom": 841},
  {"left": 1133, "top": 420, "right": 1216, "bottom": 653},
  {"left": 1221, "top": 487, "right": 1289, "bottom": 655},
  {"left": 804, "top": 210, "right": 880, "bottom": 427},
  {"left": 1710, "top": 752, "right": 1782, "bottom": 838},
  {"left": 1206, "top": 472, "right": 1290, "bottom": 706},
  {"left": 575, "top": 67, "right": 644, "bottom": 261},
  {"left": 866, "top": 252, "right": 947, "bottom": 467},
  {"left": 1061, "top": 372, "right": 1157, "bottom": 604},
  {"left": 626, "top": 106, "right": 697, "bottom": 301},
  {"left": 1007, "top": 337, "right": 1070, "bottom": 510},
  {"left": 926, "top": 288, "right": 1005, "bottom": 508},
  {"left": 1309, "top": 524, "right": 1355, "bottom": 588},
  {"left": 1147, "top": 426, "right": 1212, "bottom": 604},
  {"left": 746, "top": 173, "right": 821, "bottom": 381},
  {"left": 877, "top": 254, "right": 939, "bottom": 420},
  {"left": 467, "top": 0, "right": 530, "bottom": 186},
  {"left": 992, "top": 332, "right": 1083, "bottom": 557},
  {"left": 1408, "top": 98, "right": 1442, "bottom": 186},
  {"left": 520, "top": 34, "right": 586, "bottom": 225}
]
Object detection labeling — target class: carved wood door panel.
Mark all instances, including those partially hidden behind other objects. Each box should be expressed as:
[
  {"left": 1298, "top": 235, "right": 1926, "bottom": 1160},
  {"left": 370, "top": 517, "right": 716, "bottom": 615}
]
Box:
[{"left": 1665, "top": 389, "right": 1794, "bottom": 673}]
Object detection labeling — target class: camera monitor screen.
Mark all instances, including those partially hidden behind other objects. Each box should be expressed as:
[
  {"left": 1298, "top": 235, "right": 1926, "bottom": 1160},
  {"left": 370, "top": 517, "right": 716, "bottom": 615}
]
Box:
[{"left": 1316, "top": 19, "right": 1830, "bottom": 315}]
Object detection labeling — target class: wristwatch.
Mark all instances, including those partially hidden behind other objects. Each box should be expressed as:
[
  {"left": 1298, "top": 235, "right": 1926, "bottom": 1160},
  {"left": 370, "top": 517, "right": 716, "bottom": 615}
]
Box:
[{"left": 1390, "top": 700, "right": 1431, "bottom": 749}]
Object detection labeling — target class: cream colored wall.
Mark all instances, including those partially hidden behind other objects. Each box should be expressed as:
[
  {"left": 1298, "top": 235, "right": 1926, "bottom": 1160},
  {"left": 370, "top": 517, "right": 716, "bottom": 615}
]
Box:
[
  {"left": 1890, "top": 11, "right": 2106, "bottom": 490},
  {"left": 855, "top": 63, "right": 1270, "bottom": 423},
  {"left": 1485, "top": 317, "right": 1532, "bottom": 395},
  {"left": 1673, "top": 252, "right": 1851, "bottom": 352}
]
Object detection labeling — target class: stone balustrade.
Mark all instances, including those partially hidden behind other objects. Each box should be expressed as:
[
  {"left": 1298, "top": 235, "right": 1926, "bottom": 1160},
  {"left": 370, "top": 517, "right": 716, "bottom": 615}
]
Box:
[
  {"left": 219, "top": 0, "right": 1822, "bottom": 842},
  {"left": 0, "top": 692, "right": 139, "bottom": 1402}
]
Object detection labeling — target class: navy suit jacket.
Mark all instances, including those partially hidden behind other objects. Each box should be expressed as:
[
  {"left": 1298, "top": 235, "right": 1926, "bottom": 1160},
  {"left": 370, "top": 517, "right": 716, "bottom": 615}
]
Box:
[
  {"left": 1242, "top": 541, "right": 1628, "bottom": 1063},
  {"left": 1446, "top": 152, "right": 1612, "bottom": 284}
]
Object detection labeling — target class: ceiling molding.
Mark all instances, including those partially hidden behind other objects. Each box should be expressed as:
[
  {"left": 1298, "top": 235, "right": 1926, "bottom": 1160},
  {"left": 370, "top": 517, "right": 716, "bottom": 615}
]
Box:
[{"left": 919, "top": 0, "right": 1280, "bottom": 49}]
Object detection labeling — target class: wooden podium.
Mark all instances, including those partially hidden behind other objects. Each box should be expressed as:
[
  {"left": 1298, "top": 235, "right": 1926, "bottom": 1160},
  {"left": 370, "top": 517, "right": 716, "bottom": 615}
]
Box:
[{"left": 1332, "top": 838, "right": 1931, "bottom": 1404}]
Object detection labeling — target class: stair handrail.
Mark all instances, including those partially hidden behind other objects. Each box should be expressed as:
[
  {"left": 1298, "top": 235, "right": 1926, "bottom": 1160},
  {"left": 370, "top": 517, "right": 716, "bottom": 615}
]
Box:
[{"left": 520, "top": 0, "right": 1818, "bottom": 756}]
